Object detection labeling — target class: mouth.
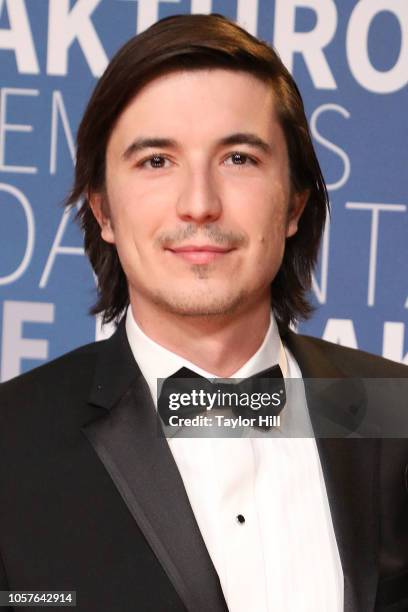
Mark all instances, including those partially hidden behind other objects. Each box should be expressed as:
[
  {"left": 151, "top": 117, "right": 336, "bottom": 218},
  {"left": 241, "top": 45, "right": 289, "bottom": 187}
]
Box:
[{"left": 165, "top": 245, "right": 235, "bottom": 264}]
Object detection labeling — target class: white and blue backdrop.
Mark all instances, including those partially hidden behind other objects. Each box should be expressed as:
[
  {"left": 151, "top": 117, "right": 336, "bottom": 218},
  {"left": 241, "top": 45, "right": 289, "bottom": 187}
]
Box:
[{"left": 0, "top": 0, "right": 407, "bottom": 381}]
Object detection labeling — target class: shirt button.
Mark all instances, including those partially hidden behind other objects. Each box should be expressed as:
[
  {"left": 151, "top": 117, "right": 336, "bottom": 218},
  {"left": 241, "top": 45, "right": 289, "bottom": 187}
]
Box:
[{"left": 236, "top": 514, "right": 245, "bottom": 524}]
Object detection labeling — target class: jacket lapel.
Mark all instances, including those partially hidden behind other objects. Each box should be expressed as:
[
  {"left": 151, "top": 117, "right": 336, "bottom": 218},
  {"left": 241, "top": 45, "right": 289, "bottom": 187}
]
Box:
[
  {"left": 81, "top": 320, "right": 227, "bottom": 612},
  {"left": 284, "top": 331, "right": 380, "bottom": 612}
]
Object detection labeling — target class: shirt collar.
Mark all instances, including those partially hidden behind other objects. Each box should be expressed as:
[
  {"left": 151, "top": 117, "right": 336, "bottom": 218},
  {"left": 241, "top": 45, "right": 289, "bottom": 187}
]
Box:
[{"left": 125, "top": 306, "right": 287, "bottom": 406}]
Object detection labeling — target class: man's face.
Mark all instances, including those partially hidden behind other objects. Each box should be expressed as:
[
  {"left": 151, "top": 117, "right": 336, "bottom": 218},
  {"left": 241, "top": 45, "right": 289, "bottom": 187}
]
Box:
[{"left": 91, "top": 69, "right": 307, "bottom": 318}]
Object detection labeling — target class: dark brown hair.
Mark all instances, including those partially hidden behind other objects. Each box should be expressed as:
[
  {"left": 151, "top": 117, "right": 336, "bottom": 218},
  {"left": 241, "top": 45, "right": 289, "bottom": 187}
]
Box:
[{"left": 66, "top": 13, "right": 329, "bottom": 332}]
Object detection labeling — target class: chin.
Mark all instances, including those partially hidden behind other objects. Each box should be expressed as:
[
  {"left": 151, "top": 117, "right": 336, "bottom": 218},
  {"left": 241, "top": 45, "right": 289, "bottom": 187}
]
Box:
[{"left": 148, "top": 288, "right": 249, "bottom": 317}]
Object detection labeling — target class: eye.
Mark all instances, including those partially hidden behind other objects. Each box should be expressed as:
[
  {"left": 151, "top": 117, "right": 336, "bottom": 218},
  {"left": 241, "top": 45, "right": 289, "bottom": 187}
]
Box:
[
  {"left": 224, "top": 152, "right": 258, "bottom": 167},
  {"left": 139, "top": 154, "right": 171, "bottom": 169}
]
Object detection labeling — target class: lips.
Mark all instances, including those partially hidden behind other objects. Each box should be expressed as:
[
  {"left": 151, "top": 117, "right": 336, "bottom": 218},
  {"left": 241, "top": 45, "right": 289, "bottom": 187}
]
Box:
[{"left": 166, "top": 245, "right": 234, "bottom": 264}]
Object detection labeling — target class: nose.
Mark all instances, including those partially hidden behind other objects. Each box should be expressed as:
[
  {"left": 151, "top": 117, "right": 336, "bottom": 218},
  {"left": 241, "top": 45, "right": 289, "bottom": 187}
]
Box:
[{"left": 176, "top": 163, "right": 222, "bottom": 224}]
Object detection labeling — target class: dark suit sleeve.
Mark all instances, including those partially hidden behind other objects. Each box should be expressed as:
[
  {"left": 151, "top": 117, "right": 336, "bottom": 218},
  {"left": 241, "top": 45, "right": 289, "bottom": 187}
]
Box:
[
  {"left": 375, "top": 439, "right": 408, "bottom": 611},
  {"left": 0, "top": 389, "right": 12, "bottom": 611},
  {"left": 0, "top": 550, "right": 12, "bottom": 610}
]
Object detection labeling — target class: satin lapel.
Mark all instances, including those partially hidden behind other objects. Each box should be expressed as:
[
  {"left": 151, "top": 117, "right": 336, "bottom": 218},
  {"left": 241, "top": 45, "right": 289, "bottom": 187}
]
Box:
[
  {"left": 284, "top": 331, "right": 379, "bottom": 612},
  {"left": 82, "top": 321, "right": 227, "bottom": 612}
]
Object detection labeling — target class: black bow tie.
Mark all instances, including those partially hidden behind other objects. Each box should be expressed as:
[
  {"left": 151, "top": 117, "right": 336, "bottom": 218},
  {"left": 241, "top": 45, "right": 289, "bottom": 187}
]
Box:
[{"left": 158, "top": 365, "right": 286, "bottom": 431}]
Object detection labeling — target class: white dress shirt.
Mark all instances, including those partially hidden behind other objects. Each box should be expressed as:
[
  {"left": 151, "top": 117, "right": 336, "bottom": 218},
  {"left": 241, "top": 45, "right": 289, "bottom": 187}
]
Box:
[{"left": 125, "top": 307, "right": 344, "bottom": 611}]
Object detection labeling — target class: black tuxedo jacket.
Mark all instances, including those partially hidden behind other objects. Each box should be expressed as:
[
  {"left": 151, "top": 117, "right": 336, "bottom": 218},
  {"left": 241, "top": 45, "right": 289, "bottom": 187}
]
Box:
[{"left": 0, "top": 320, "right": 407, "bottom": 612}]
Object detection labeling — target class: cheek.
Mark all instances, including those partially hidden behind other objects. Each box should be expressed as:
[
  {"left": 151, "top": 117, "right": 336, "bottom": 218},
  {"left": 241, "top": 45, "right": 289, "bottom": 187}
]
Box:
[
  {"left": 253, "top": 228, "right": 286, "bottom": 270},
  {"left": 108, "top": 182, "right": 168, "bottom": 243},
  {"left": 242, "top": 199, "right": 288, "bottom": 279},
  {"left": 237, "top": 182, "right": 289, "bottom": 245}
]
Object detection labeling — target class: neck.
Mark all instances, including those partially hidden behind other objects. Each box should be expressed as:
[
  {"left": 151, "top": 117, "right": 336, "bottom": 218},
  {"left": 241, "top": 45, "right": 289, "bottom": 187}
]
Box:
[{"left": 129, "top": 298, "right": 272, "bottom": 377}]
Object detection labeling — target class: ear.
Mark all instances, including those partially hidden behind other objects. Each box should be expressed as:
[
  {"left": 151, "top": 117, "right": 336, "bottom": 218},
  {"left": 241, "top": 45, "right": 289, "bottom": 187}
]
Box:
[
  {"left": 89, "top": 192, "right": 115, "bottom": 244},
  {"left": 286, "top": 190, "right": 309, "bottom": 238}
]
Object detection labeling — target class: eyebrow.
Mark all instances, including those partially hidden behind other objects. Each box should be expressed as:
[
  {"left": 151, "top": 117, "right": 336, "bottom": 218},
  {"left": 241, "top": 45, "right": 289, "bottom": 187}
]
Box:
[
  {"left": 121, "top": 132, "right": 272, "bottom": 161},
  {"left": 218, "top": 133, "right": 272, "bottom": 154},
  {"left": 122, "top": 138, "right": 178, "bottom": 160}
]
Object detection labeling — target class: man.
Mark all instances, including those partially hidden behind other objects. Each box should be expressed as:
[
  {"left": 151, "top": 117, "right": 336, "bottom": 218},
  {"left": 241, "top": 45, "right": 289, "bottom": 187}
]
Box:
[{"left": 0, "top": 13, "right": 407, "bottom": 612}]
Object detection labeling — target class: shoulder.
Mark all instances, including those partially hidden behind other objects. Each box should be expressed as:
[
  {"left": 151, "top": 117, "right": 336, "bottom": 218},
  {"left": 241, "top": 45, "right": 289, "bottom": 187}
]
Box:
[
  {"left": 0, "top": 339, "right": 107, "bottom": 408},
  {"left": 0, "top": 339, "right": 114, "bottom": 452},
  {"left": 0, "top": 339, "right": 116, "bottom": 482},
  {"left": 285, "top": 331, "right": 408, "bottom": 378}
]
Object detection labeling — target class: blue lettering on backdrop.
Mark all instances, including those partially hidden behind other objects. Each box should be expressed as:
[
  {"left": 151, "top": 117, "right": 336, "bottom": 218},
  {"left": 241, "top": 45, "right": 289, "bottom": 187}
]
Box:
[{"left": 0, "top": 0, "right": 407, "bottom": 380}]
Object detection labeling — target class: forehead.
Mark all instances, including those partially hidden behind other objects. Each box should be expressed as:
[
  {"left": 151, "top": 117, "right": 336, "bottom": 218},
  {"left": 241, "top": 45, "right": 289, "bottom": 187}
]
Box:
[{"left": 107, "top": 68, "right": 284, "bottom": 151}]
